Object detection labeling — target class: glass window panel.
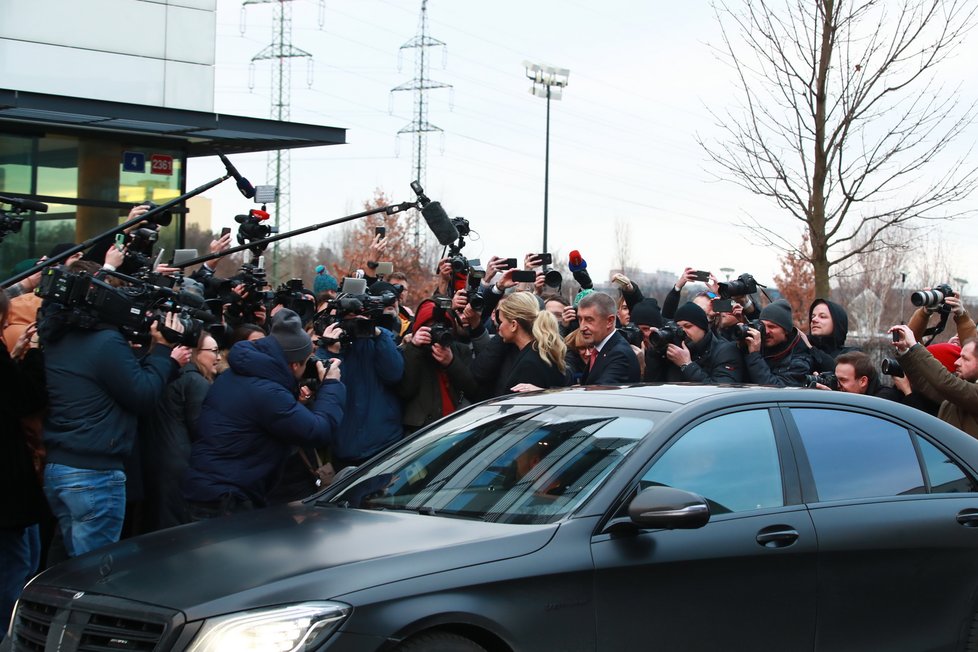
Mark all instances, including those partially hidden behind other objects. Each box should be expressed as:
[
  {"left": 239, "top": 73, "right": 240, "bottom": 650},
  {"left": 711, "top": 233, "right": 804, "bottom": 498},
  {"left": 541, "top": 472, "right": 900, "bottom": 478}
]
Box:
[
  {"left": 916, "top": 435, "right": 978, "bottom": 494},
  {"left": 640, "top": 410, "right": 783, "bottom": 514},
  {"left": 0, "top": 134, "right": 33, "bottom": 194},
  {"left": 793, "top": 409, "right": 924, "bottom": 501}
]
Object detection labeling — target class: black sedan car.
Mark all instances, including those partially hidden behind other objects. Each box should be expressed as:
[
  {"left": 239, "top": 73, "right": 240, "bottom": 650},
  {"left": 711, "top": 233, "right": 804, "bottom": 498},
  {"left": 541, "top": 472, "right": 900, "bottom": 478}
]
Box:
[{"left": 8, "top": 384, "right": 978, "bottom": 652}]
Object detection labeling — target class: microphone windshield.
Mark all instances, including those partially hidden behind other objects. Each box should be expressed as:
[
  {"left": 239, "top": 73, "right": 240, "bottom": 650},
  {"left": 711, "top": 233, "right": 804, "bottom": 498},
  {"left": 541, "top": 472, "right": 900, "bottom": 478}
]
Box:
[
  {"left": 569, "top": 250, "right": 587, "bottom": 271},
  {"left": 421, "top": 202, "right": 459, "bottom": 246}
]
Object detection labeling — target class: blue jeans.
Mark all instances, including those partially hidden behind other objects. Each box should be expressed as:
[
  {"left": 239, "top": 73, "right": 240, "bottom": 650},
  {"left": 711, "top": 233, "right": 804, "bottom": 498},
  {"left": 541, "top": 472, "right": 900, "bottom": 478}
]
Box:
[
  {"left": 0, "top": 525, "right": 40, "bottom": 640},
  {"left": 43, "top": 464, "right": 126, "bottom": 558}
]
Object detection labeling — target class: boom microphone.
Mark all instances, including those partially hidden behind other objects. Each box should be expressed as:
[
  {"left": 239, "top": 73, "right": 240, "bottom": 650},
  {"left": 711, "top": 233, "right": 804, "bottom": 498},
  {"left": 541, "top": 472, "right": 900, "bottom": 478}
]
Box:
[
  {"left": 216, "top": 152, "right": 256, "bottom": 199},
  {"left": 410, "top": 181, "right": 459, "bottom": 246},
  {"left": 0, "top": 195, "right": 48, "bottom": 213},
  {"left": 421, "top": 202, "right": 459, "bottom": 246}
]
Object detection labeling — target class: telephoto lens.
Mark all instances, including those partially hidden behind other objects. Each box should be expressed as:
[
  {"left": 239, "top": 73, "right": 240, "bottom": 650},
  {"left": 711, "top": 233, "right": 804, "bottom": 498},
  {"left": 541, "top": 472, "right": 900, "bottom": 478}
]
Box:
[
  {"left": 910, "top": 284, "right": 953, "bottom": 308},
  {"left": 881, "top": 358, "right": 905, "bottom": 378}
]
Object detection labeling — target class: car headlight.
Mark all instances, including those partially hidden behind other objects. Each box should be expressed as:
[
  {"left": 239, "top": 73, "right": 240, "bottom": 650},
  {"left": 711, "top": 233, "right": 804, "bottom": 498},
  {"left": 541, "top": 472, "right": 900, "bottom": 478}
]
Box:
[{"left": 186, "top": 601, "right": 351, "bottom": 652}]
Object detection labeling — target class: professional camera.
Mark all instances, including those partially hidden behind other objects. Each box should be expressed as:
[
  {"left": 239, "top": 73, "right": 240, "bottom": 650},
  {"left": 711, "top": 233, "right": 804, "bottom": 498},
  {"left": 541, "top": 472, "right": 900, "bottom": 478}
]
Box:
[
  {"left": 804, "top": 372, "right": 838, "bottom": 390},
  {"left": 649, "top": 320, "right": 687, "bottom": 354},
  {"left": 617, "top": 324, "right": 644, "bottom": 348},
  {"left": 718, "top": 273, "right": 759, "bottom": 299},
  {"left": 300, "top": 357, "right": 332, "bottom": 393},
  {"left": 119, "top": 226, "right": 160, "bottom": 275},
  {"left": 274, "top": 278, "right": 315, "bottom": 325},
  {"left": 881, "top": 358, "right": 905, "bottom": 378},
  {"left": 465, "top": 271, "right": 486, "bottom": 312},
  {"left": 219, "top": 263, "right": 274, "bottom": 325},
  {"left": 731, "top": 319, "right": 766, "bottom": 343},
  {"left": 426, "top": 297, "right": 456, "bottom": 347},
  {"left": 312, "top": 289, "right": 398, "bottom": 348},
  {"left": 911, "top": 284, "right": 954, "bottom": 309},
  {"left": 36, "top": 267, "right": 205, "bottom": 347}
]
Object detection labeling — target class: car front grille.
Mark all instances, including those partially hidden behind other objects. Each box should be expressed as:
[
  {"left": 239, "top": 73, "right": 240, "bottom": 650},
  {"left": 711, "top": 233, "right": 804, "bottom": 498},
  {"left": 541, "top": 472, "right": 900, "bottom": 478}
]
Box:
[{"left": 9, "top": 587, "right": 183, "bottom": 652}]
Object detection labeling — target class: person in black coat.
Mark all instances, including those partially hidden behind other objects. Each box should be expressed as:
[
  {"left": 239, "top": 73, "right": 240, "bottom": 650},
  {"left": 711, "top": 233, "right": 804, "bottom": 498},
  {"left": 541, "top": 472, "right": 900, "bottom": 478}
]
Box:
[
  {"left": 661, "top": 302, "right": 744, "bottom": 384},
  {"left": 494, "top": 292, "right": 568, "bottom": 393},
  {"left": 571, "top": 292, "right": 641, "bottom": 385},
  {"left": 141, "top": 331, "right": 222, "bottom": 532},
  {"left": 0, "top": 296, "right": 47, "bottom": 638},
  {"left": 807, "top": 298, "right": 858, "bottom": 372},
  {"left": 464, "top": 291, "right": 568, "bottom": 397}
]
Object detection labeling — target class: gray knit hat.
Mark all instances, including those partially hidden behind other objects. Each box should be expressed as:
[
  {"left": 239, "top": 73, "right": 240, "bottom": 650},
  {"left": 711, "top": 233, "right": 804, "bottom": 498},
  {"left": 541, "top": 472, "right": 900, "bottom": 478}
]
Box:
[
  {"left": 759, "top": 299, "right": 794, "bottom": 333},
  {"left": 270, "top": 308, "right": 313, "bottom": 363}
]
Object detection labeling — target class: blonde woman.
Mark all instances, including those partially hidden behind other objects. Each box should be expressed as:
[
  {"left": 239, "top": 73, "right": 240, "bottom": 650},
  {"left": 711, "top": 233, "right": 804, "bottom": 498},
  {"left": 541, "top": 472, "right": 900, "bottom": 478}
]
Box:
[{"left": 491, "top": 291, "right": 568, "bottom": 393}]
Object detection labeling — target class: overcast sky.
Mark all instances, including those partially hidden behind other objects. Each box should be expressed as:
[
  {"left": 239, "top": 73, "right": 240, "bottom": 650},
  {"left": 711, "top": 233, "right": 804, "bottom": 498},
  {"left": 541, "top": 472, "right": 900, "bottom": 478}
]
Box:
[{"left": 187, "top": 0, "right": 978, "bottom": 291}]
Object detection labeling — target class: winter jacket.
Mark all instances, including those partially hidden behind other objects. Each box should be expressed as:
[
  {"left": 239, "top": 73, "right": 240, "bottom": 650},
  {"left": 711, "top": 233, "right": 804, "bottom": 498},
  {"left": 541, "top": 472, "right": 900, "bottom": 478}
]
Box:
[
  {"left": 42, "top": 328, "right": 176, "bottom": 471},
  {"left": 908, "top": 307, "right": 977, "bottom": 343},
  {"left": 0, "top": 348, "right": 47, "bottom": 529},
  {"left": 141, "top": 364, "right": 211, "bottom": 530},
  {"left": 322, "top": 327, "right": 404, "bottom": 463},
  {"left": 808, "top": 298, "right": 858, "bottom": 372},
  {"left": 899, "top": 344, "right": 978, "bottom": 438},
  {"left": 647, "top": 331, "right": 744, "bottom": 384},
  {"left": 745, "top": 330, "right": 814, "bottom": 387},
  {"left": 398, "top": 339, "right": 479, "bottom": 430},
  {"left": 183, "top": 336, "right": 346, "bottom": 505}
]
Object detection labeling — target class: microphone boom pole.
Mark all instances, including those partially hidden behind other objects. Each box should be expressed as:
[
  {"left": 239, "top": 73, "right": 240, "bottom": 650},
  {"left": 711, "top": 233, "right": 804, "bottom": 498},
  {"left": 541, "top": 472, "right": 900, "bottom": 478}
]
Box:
[
  {"left": 171, "top": 201, "right": 418, "bottom": 270},
  {"left": 0, "top": 172, "right": 235, "bottom": 288}
]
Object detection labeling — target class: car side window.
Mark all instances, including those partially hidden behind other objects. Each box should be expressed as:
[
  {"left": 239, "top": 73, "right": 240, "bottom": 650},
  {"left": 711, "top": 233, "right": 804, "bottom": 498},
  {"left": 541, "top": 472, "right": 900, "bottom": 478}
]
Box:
[
  {"left": 639, "top": 409, "right": 783, "bottom": 514},
  {"left": 792, "top": 408, "right": 924, "bottom": 501},
  {"left": 916, "top": 435, "right": 978, "bottom": 493}
]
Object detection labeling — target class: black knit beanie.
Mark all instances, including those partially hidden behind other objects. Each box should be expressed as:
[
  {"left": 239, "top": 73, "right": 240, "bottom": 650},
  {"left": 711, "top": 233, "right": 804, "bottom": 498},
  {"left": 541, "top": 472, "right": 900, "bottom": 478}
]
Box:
[
  {"left": 630, "top": 299, "right": 663, "bottom": 328},
  {"left": 673, "top": 302, "right": 710, "bottom": 332}
]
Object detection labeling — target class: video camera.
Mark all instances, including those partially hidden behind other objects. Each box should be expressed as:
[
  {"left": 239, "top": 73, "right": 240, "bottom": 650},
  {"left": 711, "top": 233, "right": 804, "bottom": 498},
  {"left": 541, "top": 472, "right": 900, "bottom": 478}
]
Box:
[
  {"left": 217, "top": 262, "right": 274, "bottom": 325},
  {"left": 0, "top": 194, "right": 46, "bottom": 243},
  {"left": 274, "top": 279, "right": 316, "bottom": 325},
  {"left": 312, "top": 283, "right": 399, "bottom": 348},
  {"left": 36, "top": 266, "right": 207, "bottom": 347}
]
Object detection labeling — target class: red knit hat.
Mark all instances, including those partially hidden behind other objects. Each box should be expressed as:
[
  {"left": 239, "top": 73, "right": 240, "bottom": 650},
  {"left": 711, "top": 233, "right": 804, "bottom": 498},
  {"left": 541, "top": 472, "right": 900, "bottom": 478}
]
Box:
[{"left": 927, "top": 343, "right": 961, "bottom": 373}]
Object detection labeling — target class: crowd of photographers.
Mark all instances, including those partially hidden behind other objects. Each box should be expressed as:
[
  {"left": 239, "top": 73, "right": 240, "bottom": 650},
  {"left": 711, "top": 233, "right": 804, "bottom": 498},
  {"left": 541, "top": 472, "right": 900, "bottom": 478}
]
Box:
[{"left": 2, "top": 203, "right": 977, "bottom": 637}]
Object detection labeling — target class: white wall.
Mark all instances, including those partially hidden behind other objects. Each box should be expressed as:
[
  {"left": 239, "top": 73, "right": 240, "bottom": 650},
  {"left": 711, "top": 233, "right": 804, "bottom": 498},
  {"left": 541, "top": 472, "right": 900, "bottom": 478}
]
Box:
[{"left": 0, "top": 0, "right": 216, "bottom": 111}]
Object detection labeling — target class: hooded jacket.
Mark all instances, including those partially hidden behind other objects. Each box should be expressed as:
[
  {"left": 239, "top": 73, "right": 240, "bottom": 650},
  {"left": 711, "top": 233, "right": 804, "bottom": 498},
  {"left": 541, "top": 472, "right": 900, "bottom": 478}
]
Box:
[
  {"left": 183, "top": 336, "right": 346, "bottom": 505},
  {"left": 808, "top": 298, "right": 858, "bottom": 372}
]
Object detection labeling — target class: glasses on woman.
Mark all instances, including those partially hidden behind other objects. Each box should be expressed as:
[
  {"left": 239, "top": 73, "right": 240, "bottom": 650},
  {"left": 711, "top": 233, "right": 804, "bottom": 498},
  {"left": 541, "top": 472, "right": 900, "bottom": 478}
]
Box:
[{"left": 199, "top": 347, "right": 222, "bottom": 355}]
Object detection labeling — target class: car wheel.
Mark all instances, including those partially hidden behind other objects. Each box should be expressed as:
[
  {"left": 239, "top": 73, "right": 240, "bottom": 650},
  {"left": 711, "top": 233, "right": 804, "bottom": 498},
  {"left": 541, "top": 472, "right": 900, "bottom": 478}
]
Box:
[{"left": 395, "top": 631, "right": 488, "bottom": 652}]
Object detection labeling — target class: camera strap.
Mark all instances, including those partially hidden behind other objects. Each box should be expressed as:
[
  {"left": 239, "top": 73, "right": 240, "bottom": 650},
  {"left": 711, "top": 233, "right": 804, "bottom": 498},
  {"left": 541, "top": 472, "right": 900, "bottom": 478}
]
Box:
[{"left": 921, "top": 309, "right": 950, "bottom": 346}]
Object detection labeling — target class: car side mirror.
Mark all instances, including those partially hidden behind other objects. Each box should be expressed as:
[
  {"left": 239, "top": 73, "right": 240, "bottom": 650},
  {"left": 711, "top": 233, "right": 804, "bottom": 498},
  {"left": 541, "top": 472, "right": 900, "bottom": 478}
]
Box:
[{"left": 628, "top": 486, "right": 710, "bottom": 530}]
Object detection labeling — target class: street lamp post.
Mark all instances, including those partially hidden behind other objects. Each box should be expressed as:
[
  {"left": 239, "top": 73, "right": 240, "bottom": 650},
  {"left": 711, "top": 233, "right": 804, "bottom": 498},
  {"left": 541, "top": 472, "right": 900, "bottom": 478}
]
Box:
[{"left": 524, "top": 61, "right": 569, "bottom": 253}]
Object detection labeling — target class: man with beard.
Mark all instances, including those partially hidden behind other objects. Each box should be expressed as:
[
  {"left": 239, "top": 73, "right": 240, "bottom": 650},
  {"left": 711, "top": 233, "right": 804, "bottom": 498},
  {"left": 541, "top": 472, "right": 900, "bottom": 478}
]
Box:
[
  {"left": 743, "top": 299, "right": 814, "bottom": 387},
  {"left": 889, "top": 324, "right": 978, "bottom": 437}
]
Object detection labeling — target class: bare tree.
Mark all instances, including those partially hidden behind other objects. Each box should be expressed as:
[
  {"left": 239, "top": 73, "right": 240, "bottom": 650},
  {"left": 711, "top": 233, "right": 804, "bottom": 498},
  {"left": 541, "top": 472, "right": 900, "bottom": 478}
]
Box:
[
  {"left": 700, "top": 0, "right": 978, "bottom": 297},
  {"left": 613, "top": 217, "right": 635, "bottom": 277}
]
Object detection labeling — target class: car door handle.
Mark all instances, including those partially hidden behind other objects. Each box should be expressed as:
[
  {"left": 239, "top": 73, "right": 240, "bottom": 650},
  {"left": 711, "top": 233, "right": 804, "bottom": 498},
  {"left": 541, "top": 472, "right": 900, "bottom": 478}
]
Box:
[
  {"left": 956, "top": 509, "right": 978, "bottom": 527},
  {"left": 756, "top": 525, "right": 799, "bottom": 548}
]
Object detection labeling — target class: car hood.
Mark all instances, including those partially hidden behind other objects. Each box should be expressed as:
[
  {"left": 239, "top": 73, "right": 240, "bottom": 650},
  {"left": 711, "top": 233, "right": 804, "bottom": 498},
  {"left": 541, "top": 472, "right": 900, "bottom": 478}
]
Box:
[{"left": 32, "top": 502, "right": 557, "bottom": 620}]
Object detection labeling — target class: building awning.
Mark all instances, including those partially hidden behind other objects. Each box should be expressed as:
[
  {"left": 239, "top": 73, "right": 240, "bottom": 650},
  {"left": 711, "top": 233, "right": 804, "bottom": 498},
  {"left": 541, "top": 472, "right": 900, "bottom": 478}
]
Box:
[{"left": 0, "top": 88, "right": 345, "bottom": 156}]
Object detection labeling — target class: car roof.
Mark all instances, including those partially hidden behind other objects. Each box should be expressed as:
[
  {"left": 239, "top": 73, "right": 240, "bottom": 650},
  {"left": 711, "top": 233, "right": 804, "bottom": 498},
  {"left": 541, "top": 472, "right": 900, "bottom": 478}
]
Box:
[{"left": 491, "top": 383, "right": 814, "bottom": 412}]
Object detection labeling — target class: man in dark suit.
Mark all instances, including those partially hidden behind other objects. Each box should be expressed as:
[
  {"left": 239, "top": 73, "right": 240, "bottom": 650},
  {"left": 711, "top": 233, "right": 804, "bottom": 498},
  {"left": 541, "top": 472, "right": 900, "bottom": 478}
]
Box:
[{"left": 576, "top": 292, "right": 641, "bottom": 385}]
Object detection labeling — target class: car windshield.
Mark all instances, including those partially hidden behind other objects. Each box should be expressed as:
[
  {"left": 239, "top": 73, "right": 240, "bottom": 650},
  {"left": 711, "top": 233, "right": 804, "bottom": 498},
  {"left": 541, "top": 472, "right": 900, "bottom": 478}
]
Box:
[{"left": 327, "top": 404, "right": 657, "bottom": 524}]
